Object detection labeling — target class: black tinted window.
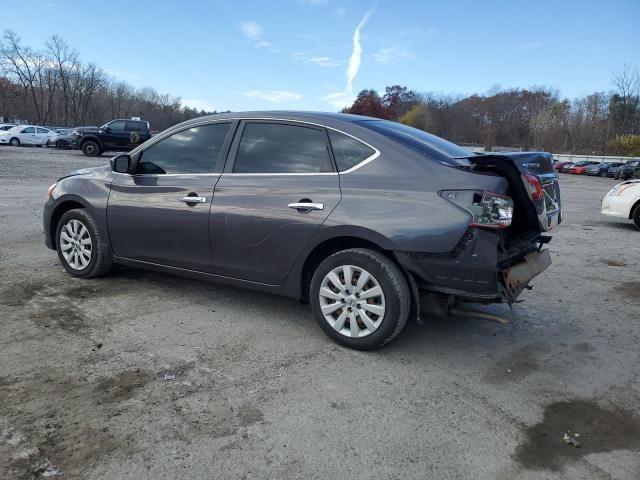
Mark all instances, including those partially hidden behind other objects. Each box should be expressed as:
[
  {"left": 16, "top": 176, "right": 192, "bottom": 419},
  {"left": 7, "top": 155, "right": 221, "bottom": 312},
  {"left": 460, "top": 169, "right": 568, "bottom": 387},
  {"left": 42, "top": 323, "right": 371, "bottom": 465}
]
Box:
[
  {"left": 234, "top": 123, "right": 333, "bottom": 173},
  {"left": 108, "top": 121, "right": 126, "bottom": 132},
  {"left": 355, "top": 119, "right": 471, "bottom": 166},
  {"left": 328, "top": 130, "right": 375, "bottom": 171},
  {"left": 127, "top": 121, "right": 147, "bottom": 132},
  {"left": 138, "top": 123, "right": 231, "bottom": 174}
]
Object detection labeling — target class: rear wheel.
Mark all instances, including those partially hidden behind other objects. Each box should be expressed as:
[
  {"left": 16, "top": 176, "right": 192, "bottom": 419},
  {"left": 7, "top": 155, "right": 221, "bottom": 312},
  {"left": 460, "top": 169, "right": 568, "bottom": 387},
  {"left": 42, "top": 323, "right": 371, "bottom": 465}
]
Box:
[
  {"left": 633, "top": 205, "right": 640, "bottom": 232},
  {"left": 310, "top": 248, "right": 410, "bottom": 350},
  {"left": 56, "top": 209, "right": 112, "bottom": 278},
  {"left": 9, "top": 137, "right": 19, "bottom": 147},
  {"left": 82, "top": 140, "right": 100, "bottom": 156}
]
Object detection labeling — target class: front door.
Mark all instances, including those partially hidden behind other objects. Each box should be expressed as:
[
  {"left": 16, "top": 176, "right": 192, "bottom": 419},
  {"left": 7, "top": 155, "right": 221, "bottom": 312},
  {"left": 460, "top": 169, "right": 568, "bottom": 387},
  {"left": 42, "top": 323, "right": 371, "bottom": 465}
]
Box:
[
  {"left": 211, "top": 120, "right": 341, "bottom": 284},
  {"left": 102, "top": 120, "right": 129, "bottom": 150},
  {"left": 107, "top": 121, "right": 234, "bottom": 272},
  {"left": 19, "top": 127, "right": 37, "bottom": 145}
]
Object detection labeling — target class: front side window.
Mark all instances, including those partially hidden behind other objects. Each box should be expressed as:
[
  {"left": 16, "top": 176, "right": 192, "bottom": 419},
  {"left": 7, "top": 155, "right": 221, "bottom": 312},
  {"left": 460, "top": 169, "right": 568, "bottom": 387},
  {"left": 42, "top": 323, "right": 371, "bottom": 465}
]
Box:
[
  {"left": 107, "top": 121, "right": 126, "bottom": 132},
  {"left": 137, "top": 123, "right": 231, "bottom": 175},
  {"left": 328, "top": 130, "right": 375, "bottom": 172},
  {"left": 233, "top": 123, "right": 333, "bottom": 174},
  {"left": 21, "top": 127, "right": 36, "bottom": 134}
]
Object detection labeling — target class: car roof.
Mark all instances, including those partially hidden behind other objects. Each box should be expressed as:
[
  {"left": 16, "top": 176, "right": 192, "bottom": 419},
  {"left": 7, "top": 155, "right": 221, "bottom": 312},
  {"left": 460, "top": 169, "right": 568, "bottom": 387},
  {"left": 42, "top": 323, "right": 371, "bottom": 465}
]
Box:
[{"left": 179, "top": 111, "right": 379, "bottom": 129}]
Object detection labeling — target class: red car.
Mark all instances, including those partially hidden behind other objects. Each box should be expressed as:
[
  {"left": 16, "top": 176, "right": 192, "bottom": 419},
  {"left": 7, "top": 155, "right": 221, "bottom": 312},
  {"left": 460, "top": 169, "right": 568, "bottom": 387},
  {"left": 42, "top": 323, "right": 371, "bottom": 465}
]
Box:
[{"left": 568, "top": 161, "right": 599, "bottom": 174}]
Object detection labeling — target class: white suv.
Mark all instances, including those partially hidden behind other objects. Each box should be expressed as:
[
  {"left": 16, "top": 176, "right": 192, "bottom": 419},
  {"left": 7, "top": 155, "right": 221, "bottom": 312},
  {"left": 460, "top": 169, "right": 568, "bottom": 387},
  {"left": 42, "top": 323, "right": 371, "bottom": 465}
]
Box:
[{"left": 601, "top": 180, "right": 640, "bottom": 231}]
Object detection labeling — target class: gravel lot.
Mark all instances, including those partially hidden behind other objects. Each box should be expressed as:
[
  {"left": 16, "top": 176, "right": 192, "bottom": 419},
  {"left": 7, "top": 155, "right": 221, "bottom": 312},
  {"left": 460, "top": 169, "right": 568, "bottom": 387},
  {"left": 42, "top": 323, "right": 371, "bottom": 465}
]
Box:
[{"left": 1, "top": 145, "right": 639, "bottom": 480}]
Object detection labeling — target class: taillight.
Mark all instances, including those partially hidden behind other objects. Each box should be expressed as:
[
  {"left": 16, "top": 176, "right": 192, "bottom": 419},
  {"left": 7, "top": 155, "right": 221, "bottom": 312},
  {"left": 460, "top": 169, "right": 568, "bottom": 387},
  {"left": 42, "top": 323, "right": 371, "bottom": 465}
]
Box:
[
  {"left": 440, "top": 190, "right": 514, "bottom": 229},
  {"left": 523, "top": 173, "right": 544, "bottom": 202}
]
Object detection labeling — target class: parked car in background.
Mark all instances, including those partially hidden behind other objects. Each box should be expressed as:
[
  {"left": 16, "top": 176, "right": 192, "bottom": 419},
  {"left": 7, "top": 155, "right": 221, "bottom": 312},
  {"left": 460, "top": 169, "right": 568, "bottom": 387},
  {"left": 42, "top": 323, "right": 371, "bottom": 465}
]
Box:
[
  {"left": 72, "top": 119, "right": 151, "bottom": 156},
  {"left": 555, "top": 162, "right": 574, "bottom": 173},
  {"left": 0, "top": 125, "right": 56, "bottom": 146},
  {"left": 586, "top": 162, "right": 623, "bottom": 177},
  {"left": 0, "top": 123, "right": 16, "bottom": 131},
  {"left": 619, "top": 160, "right": 640, "bottom": 180},
  {"left": 43, "top": 112, "right": 560, "bottom": 349},
  {"left": 607, "top": 164, "right": 624, "bottom": 178},
  {"left": 568, "top": 161, "right": 600, "bottom": 175},
  {"left": 47, "top": 129, "right": 75, "bottom": 149},
  {"left": 601, "top": 180, "right": 640, "bottom": 230}
]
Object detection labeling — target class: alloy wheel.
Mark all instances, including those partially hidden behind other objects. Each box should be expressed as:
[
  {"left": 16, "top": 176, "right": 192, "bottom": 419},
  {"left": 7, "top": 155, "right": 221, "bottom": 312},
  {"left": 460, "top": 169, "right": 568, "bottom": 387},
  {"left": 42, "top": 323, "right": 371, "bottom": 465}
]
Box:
[
  {"left": 318, "top": 265, "right": 386, "bottom": 338},
  {"left": 59, "top": 219, "right": 93, "bottom": 270}
]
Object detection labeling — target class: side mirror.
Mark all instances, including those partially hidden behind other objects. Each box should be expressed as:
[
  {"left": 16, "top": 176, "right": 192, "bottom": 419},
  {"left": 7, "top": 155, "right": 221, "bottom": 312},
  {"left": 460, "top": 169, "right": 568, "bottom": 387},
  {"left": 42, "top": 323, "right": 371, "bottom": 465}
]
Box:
[
  {"left": 110, "top": 154, "right": 131, "bottom": 173},
  {"left": 104, "top": 126, "right": 111, "bottom": 133}
]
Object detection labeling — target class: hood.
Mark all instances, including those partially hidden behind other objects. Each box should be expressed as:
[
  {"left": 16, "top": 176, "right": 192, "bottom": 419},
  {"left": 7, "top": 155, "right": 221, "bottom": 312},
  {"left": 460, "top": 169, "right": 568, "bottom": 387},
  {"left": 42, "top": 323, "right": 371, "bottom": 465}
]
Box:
[
  {"left": 58, "top": 164, "right": 111, "bottom": 181},
  {"left": 74, "top": 126, "right": 99, "bottom": 134}
]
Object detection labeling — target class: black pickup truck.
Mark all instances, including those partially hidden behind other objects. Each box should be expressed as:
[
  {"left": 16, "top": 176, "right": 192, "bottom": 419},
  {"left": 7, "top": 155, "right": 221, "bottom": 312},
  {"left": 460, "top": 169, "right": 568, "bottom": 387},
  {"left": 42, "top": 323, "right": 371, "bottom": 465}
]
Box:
[{"left": 73, "top": 119, "right": 151, "bottom": 156}]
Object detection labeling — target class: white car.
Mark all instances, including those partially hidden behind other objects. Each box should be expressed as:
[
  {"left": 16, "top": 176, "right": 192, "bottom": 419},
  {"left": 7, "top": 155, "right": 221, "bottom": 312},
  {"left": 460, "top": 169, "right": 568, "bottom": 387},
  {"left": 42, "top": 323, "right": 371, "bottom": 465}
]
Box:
[
  {"left": 601, "top": 180, "right": 640, "bottom": 230},
  {"left": 0, "top": 125, "right": 56, "bottom": 147}
]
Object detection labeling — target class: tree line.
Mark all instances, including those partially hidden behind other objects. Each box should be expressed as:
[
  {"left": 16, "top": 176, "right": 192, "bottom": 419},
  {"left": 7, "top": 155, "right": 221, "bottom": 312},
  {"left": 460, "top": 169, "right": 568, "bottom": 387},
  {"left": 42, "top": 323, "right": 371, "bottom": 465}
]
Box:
[
  {"left": 0, "top": 31, "right": 219, "bottom": 131},
  {"left": 344, "top": 67, "right": 640, "bottom": 156}
]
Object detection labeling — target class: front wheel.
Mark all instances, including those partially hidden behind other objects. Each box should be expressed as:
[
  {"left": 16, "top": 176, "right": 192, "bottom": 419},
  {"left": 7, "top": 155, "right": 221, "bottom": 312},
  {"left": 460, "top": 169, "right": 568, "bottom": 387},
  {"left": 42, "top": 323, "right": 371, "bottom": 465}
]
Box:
[
  {"left": 56, "top": 139, "right": 69, "bottom": 149},
  {"left": 9, "top": 137, "right": 20, "bottom": 147},
  {"left": 81, "top": 140, "right": 101, "bottom": 156},
  {"left": 56, "top": 209, "right": 112, "bottom": 278},
  {"left": 310, "top": 248, "right": 410, "bottom": 350},
  {"left": 633, "top": 205, "right": 640, "bottom": 232}
]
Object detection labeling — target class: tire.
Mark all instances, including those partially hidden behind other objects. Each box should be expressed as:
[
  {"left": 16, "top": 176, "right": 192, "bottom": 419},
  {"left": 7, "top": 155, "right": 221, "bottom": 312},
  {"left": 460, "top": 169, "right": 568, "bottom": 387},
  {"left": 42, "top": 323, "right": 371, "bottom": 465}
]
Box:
[
  {"left": 310, "top": 248, "right": 410, "bottom": 350},
  {"left": 55, "top": 209, "right": 112, "bottom": 278},
  {"left": 633, "top": 205, "right": 640, "bottom": 232},
  {"left": 56, "top": 139, "right": 69, "bottom": 149},
  {"left": 599, "top": 170, "right": 606, "bottom": 177},
  {"left": 9, "top": 137, "right": 19, "bottom": 147},
  {"left": 81, "top": 140, "right": 101, "bottom": 157}
]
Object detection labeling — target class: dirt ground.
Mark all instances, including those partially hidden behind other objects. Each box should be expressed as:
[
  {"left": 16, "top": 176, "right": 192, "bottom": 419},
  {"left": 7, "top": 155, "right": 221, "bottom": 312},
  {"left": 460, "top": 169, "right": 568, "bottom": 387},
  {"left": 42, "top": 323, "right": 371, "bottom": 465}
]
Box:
[{"left": 1, "top": 145, "right": 639, "bottom": 479}]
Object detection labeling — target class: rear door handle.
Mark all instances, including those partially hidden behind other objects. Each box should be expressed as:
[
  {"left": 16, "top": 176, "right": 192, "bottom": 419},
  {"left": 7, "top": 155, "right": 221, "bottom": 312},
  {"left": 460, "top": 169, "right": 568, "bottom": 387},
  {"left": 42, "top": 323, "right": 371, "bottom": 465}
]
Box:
[
  {"left": 288, "top": 202, "right": 324, "bottom": 211},
  {"left": 180, "top": 196, "right": 207, "bottom": 203}
]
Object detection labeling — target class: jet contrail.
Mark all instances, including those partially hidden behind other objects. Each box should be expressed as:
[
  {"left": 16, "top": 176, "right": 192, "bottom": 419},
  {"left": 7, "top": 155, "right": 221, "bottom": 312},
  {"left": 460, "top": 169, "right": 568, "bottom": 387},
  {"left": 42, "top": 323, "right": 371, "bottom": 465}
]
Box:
[{"left": 346, "top": 8, "right": 374, "bottom": 93}]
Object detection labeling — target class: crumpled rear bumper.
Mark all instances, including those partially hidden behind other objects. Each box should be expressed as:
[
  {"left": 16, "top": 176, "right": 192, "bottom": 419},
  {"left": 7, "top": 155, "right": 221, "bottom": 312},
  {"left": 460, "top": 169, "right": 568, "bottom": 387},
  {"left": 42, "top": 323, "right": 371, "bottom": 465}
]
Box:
[{"left": 396, "top": 229, "right": 551, "bottom": 302}]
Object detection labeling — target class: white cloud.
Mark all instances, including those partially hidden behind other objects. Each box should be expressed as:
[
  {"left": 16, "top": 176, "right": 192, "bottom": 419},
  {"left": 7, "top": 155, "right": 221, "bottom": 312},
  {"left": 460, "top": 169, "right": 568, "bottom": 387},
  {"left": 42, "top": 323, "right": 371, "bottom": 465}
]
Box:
[
  {"left": 346, "top": 8, "right": 373, "bottom": 92},
  {"left": 321, "top": 91, "right": 355, "bottom": 110},
  {"left": 292, "top": 52, "right": 340, "bottom": 67},
  {"left": 182, "top": 98, "right": 218, "bottom": 112},
  {"left": 372, "top": 47, "right": 413, "bottom": 65},
  {"left": 240, "top": 21, "right": 271, "bottom": 48},
  {"left": 104, "top": 68, "right": 140, "bottom": 81},
  {"left": 244, "top": 90, "right": 302, "bottom": 103}
]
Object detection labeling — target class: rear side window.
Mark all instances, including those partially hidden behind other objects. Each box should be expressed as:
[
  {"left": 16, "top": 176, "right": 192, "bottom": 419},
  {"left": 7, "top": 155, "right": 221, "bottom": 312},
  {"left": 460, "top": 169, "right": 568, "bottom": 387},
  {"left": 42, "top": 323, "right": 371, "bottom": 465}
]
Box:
[
  {"left": 233, "top": 123, "right": 333, "bottom": 174},
  {"left": 138, "top": 123, "right": 231, "bottom": 174},
  {"left": 36, "top": 127, "right": 49, "bottom": 134},
  {"left": 328, "top": 130, "right": 375, "bottom": 172},
  {"left": 127, "top": 121, "right": 147, "bottom": 132}
]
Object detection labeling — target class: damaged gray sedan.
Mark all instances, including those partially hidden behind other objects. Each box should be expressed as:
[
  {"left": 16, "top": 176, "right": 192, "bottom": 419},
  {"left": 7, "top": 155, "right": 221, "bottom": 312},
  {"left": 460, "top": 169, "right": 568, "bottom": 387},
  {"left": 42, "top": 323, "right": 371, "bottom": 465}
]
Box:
[{"left": 43, "top": 112, "right": 561, "bottom": 349}]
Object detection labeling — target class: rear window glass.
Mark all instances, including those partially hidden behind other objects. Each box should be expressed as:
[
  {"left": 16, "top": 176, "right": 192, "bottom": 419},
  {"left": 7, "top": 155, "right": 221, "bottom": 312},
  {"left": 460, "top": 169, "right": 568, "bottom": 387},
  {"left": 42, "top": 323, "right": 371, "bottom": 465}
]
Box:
[
  {"left": 354, "top": 119, "right": 471, "bottom": 165},
  {"left": 328, "top": 130, "right": 375, "bottom": 172}
]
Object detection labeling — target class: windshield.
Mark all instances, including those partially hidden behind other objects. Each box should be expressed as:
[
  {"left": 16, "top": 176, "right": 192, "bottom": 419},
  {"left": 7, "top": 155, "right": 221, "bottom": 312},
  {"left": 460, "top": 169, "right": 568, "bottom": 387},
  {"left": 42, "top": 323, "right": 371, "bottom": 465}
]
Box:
[
  {"left": 627, "top": 161, "right": 639, "bottom": 166},
  {"left": 354, "top": 119, "right": 472, "bottom": 166}
]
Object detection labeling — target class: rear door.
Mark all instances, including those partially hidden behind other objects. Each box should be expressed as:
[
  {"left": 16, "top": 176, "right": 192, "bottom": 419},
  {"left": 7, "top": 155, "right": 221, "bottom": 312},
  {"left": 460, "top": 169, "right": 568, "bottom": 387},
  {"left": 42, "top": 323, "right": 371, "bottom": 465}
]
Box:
[
  {"left": 126, "top": 120, "right": 150, "bottom": 149},
  {"left": 211, "top": 120, "right": 341, "bottom": 284},
  {"left": 107, "top": 121, "right": 234, "bottom": 272},
  {"left": 35, "top": 127, "right": 51, "bottom": 145}
]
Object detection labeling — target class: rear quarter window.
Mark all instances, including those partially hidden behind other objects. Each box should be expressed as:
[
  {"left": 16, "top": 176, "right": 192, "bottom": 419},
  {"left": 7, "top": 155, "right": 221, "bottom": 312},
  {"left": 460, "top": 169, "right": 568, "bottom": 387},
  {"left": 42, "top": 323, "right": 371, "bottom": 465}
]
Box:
[{"left": 328, "top": 130, "right": 375, "bottom": 172}]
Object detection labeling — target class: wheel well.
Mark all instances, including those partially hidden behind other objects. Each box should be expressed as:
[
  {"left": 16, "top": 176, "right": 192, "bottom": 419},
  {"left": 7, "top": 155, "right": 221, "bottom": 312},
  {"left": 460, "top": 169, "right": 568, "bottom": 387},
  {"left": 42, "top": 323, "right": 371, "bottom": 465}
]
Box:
[
  {"left": 300, "top": 236, "right": 397, "bottom": 302},
  {"left": 630, "top": 199, "right": 640, "bottom": 219},
  {"left": 80, "top": 137, "right": 101, "bottom": 148},
  {"left": 50, "top": 201, "right": 84, "bottom": 248}
]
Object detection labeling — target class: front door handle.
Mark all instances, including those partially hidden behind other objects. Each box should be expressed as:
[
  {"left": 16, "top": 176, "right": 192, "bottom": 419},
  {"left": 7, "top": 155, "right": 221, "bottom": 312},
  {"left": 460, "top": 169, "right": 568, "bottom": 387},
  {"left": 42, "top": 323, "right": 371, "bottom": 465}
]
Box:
[
  {"left": 180, "top": 196, "right": 207, "bottom": 203},
  {"left": 288, "top": 202, "right": 324, "bottom": 211}
]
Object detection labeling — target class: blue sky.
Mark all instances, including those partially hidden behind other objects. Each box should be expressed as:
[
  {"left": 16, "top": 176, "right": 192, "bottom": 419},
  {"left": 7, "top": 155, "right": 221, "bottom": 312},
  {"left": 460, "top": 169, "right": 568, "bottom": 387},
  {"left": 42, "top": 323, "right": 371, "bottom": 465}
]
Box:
[{"left": 3, "top": 0, "right": 639, "bottom": 112}]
